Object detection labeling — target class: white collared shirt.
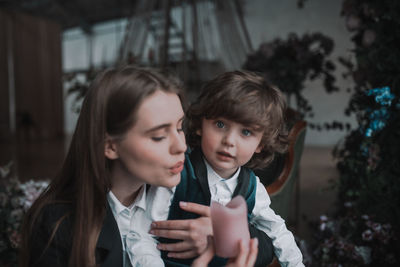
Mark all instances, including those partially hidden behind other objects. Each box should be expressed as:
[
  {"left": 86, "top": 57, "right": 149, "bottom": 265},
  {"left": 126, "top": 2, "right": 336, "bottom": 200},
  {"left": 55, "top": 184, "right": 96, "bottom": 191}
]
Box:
[
  {"left": 107, "top": 186, "right": 164, "bottom": 267},
  {"left": 149, "top": 158, "right": 304, "bottom": 267},
  {"left": 206, "top": 159, "right": 240, "bottom": 205}
]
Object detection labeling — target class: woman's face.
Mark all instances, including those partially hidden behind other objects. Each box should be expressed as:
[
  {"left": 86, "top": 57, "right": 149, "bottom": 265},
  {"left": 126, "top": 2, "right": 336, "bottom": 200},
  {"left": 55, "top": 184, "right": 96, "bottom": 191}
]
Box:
[{"left": 106, "top": 90, "right": 186, "bottom": 188}]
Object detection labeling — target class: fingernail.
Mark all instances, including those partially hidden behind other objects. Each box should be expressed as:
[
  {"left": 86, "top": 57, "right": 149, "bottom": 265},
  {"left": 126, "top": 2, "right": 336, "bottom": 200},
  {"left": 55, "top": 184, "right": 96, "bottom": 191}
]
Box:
[
  {"left": 179, "top": 201, "right": 187, "bottom": 207},
  {"left": 149, "top": 230, "right": 154, "bottom": 234},
  {"left": 151, "top": 222, "right": 156, "bottom": 227},
  {"left": 254, "top": 238, "right": 258, "bottom": 246}
]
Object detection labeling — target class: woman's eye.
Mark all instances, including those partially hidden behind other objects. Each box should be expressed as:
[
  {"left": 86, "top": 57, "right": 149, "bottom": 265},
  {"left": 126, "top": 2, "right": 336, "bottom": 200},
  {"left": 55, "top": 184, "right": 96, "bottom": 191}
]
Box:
[
  {"left": 215, "top": 121, "right": 225, "bottom": 128},
  {"left": 242, "top": 129, "right": 252, "bottom": 136},
  {"left": 151, "top": 136, "right": 165, "bottom": 142}
]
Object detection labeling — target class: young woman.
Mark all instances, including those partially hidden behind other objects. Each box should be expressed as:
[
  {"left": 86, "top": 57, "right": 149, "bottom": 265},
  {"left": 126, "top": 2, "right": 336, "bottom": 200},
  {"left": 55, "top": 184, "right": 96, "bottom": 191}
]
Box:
[{"left": 20, "top": 67, "right": 189, "bottom": 267}]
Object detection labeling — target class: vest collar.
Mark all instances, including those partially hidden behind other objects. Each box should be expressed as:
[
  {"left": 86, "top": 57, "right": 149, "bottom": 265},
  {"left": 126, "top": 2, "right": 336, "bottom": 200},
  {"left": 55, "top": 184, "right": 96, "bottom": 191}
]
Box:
[{"left": 189, "top": 148, "right": 251, "bottom": 200}]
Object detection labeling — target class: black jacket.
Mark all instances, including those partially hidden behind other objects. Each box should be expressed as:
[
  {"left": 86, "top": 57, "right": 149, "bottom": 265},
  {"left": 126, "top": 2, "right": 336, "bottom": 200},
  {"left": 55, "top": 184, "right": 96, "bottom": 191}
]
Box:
[{"left": 29, "top": 203, "right": 123, "bottom": 267}]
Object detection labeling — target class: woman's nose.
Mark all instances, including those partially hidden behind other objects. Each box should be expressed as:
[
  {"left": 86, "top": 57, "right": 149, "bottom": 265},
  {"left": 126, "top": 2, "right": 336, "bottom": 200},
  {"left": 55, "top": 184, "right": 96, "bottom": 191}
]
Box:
[{"left": 171, "top": 131, "right": 187, "bottom": 154}]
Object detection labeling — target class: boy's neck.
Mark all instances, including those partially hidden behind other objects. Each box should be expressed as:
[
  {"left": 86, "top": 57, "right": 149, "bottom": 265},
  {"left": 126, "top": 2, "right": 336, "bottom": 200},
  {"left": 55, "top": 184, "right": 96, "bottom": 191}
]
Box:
[{"left": 203, "top": 157, "right": 240, "bottom": 179}]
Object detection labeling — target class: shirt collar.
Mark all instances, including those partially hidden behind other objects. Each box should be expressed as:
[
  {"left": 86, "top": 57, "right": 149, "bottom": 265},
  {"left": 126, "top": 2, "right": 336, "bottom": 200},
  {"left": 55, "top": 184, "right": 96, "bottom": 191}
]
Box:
[
  {"left": 203, "top": 158, "right": 240, "bottom": 193},
  {"left": 107, "top": 184, "right": 147, "bottom": 215}
]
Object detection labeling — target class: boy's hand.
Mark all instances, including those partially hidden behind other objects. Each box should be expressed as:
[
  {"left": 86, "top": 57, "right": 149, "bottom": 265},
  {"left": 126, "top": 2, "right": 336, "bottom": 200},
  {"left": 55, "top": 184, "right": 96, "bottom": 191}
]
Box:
[{"left": 150, "top": 201, "right": 212, "bottom": 259}]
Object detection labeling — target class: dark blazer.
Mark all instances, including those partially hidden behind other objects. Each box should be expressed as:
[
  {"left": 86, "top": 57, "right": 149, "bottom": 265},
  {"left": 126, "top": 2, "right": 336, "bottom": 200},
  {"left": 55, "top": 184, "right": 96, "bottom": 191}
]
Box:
[{"left": 29, "top": 203, "right": 123, "bottom": 267}]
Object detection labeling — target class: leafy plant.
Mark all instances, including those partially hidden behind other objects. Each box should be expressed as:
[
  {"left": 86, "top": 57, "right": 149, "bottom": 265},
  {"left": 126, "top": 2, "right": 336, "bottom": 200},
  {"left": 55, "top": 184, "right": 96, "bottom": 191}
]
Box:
[
  {"left": 64, "top": 68, "right": 101, "bottom": 113},
  {"left": 312, "top": 210, "right": 398, "bottom": 266},
  {"left": 335, "top": 0, "right": 400, "bottom": 227},
  {"left": 243, "top": 32, "right": 338, "bottom": 118},
  {"left": 311, "top": 0, "right": 400, "bottom": 265}
]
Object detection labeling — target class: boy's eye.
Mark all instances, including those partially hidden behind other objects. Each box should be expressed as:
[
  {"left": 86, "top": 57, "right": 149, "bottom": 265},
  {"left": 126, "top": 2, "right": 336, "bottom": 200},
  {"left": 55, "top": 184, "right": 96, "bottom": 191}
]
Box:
[
  {"left": 242, "top": 129, "right": 252, "bottom": 136},
  {"left": 215, "top": 121, "right": 225, "bottom": 128}
]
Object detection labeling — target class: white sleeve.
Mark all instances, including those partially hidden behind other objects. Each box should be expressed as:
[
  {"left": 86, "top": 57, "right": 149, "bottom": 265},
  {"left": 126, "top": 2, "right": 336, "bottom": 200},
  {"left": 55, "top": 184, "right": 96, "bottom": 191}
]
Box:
[
  {"left": 126, "top": 231, "right": 165, "bottom": 267},
  {"left": 124, "top": 186, "right": 175, "bottom": 267},
  {"left": 147, "top": 186, "right": 175, "bottom": 222},
  {"left": 250, "top": 177, "right": 304, "bottom": 267}
]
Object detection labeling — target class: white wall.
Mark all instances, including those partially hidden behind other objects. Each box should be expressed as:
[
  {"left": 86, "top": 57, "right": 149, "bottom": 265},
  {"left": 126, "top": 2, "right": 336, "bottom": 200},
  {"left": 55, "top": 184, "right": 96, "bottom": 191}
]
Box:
[{"left": 62, "top": 0, "right": 356, "bottom": 146}]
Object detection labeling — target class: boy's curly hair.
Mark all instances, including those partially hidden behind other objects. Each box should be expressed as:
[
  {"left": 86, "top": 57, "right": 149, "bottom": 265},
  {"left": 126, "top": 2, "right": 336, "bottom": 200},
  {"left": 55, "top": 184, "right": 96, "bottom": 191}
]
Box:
[{"left": 186, "top": 70, "right": 288, "bottom": 169}]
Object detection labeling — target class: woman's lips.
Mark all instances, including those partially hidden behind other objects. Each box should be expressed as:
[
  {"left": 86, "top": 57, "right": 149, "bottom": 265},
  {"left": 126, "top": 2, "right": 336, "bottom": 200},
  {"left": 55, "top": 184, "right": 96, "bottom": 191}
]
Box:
[{"left": 169, "top": 161, "right": 184, "bottom": 174}]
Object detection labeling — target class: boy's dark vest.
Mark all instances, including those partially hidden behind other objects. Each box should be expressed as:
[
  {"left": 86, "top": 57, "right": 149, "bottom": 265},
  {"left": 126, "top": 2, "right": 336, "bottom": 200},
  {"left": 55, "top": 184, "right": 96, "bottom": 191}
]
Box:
[{"left": 160, "top": 149, "right": 258, "bottom": 267}]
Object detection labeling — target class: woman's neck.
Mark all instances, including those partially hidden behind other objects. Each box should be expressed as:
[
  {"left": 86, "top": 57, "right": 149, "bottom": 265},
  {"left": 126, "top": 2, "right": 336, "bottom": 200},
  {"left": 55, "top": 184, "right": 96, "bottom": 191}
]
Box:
[{"left": 110, "top": 164, "right": 144, "bottom": 207}]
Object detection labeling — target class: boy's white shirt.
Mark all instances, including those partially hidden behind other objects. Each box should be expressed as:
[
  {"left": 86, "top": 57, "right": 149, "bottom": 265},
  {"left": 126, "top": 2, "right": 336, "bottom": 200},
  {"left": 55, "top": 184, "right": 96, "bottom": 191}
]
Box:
[
  {"left": 204, "top": 160, "right": 304, "bottom": 267},
  {"left": 121, "top": 159, "right": 304, "bottom": 267}
]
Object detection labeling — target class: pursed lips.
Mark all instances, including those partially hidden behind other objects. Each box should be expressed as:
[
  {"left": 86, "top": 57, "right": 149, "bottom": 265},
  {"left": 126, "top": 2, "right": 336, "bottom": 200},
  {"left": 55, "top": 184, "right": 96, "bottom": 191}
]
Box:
[{"left": 169, "top": 160, "right": 184, "bottom": 174}]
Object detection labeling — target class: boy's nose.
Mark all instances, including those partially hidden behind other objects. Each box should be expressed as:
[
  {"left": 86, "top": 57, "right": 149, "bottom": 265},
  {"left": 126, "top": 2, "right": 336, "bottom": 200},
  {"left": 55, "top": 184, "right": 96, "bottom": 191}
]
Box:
[{"left": 222, "top": 131, "right": 235, "bottom": 147}]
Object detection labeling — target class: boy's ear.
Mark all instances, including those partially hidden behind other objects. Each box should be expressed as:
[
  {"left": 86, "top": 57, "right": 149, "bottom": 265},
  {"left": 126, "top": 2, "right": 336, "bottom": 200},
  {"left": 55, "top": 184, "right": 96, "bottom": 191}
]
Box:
[
  {"left": 255, "top": 144, "right": 263, "bottom": 153},
  {"left": 104, "top": 136, "right": 119, "bottom": 160}
]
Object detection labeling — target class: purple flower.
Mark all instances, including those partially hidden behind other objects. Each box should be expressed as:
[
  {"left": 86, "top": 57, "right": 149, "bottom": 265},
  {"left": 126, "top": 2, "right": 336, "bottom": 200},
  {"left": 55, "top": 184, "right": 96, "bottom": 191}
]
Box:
[
  {"left": 362, "top": 229, "right": 373, "bottom": 241},
  {"left": 371, "top": 222, "right": 382, "bottom": 232},
  {"left": 344, "top": 201, "right": 353, "bottom": 208},
  {"left": 8, "top": 230, "right": 21, "bottom": 248},
  {"left": 382, "top": 223, "right": 392, "bottom": 232},
  {"left": 0, "top": 192, "right": 8, "bottom": 207},
  {"left": 0, "top": 161, "right": 12, "bottom": 178},
  {"left": 320, "top": 215, "right": 328, "bottom": 222},
  {"left": 323, "top": 238, "right": 335, "bottom": 249},
  {"left": 346, "top": 15, "right": 361, "bottom": 31},
  {"left": 336, "top": 240, "right": 345, "bottom": 250},
  {"left": 361, "top": 214, "right": 369, "bottom": 220},
  {"left": 362, "top": 29, "right": 376, "bottom": 47},
  {"left": 19, "top": 180, "right": 49, "bottom": 210}
]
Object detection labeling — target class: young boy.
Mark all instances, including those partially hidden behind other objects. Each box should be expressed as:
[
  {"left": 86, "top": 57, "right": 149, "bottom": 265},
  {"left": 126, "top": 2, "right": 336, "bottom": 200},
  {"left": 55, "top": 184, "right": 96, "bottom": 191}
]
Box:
[{"left": 128, "top": 71, "right": 303, "bottom": 267}]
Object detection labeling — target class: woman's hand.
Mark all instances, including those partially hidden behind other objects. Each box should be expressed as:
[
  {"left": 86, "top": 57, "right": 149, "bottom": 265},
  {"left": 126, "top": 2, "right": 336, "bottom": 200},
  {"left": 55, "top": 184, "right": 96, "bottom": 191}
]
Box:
[
  {"left": 192, "top": 237, "right": 259, "bottom": 267},
  {"left": 226, "top": 238, "right": 258, "bottom": 267},
  {"left": 150, "top": 201, "right": 212, "bottom": 259}
]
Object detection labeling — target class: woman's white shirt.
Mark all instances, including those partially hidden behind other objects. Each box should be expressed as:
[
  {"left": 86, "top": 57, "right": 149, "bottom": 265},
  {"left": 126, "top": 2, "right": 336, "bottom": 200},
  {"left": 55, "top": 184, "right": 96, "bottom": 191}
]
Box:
[{"left": 107, "top": 186, "right": 165, "bottom": 267}]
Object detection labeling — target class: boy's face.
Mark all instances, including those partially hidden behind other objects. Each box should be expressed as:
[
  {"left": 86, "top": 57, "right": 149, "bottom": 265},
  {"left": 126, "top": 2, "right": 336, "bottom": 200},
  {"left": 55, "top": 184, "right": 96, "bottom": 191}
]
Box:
[{"left": 198, "top": 118, "right": 263, "bottom": 179}]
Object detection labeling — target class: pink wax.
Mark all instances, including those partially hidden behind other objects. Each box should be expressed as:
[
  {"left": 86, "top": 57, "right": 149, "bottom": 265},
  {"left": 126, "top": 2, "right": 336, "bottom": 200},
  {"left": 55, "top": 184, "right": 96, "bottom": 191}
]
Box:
[{"left": 210, "top": 195, "right": 250, "bottom": 258}]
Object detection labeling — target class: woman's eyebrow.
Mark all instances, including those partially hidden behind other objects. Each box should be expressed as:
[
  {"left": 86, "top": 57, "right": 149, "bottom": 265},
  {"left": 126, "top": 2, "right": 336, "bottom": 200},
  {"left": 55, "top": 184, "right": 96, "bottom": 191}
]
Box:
[
  {"left": 145, "top": 124, "right": 170, "bottom": 133},
  {"left": 145, "top": 116, "right": 184, "bottom": 133}
]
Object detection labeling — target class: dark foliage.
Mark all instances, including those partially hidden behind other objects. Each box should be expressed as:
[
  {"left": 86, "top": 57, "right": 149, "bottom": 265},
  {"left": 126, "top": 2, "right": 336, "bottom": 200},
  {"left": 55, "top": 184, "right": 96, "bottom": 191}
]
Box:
[
  {"left": 243, "top": 32, "right": 338, "bottom": 118},
  {"left": 312, "top": 0, "right": 400, "bottom": 265}
]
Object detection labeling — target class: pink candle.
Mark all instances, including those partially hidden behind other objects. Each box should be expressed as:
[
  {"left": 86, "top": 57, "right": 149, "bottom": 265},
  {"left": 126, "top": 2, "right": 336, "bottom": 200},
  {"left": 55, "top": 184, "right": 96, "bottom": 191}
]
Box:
[{"left": 210, "top": 195, "right": 250, "bottom": 258}]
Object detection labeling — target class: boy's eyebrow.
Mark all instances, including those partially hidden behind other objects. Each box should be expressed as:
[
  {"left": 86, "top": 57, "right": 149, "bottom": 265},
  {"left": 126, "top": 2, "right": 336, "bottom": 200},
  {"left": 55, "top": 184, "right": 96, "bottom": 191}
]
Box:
[
  {"left": 145, "top": 116, "right": 184, "bottom": 133},
  {"left": 244, "top": 124, "right": 264, "bottom": 132}
]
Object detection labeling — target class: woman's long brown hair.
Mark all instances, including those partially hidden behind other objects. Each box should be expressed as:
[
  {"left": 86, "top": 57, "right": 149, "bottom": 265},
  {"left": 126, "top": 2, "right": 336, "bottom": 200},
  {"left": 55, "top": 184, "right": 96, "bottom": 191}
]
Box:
[{"left": 20, "top": 67, "right": 183, "bottom": 267}]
